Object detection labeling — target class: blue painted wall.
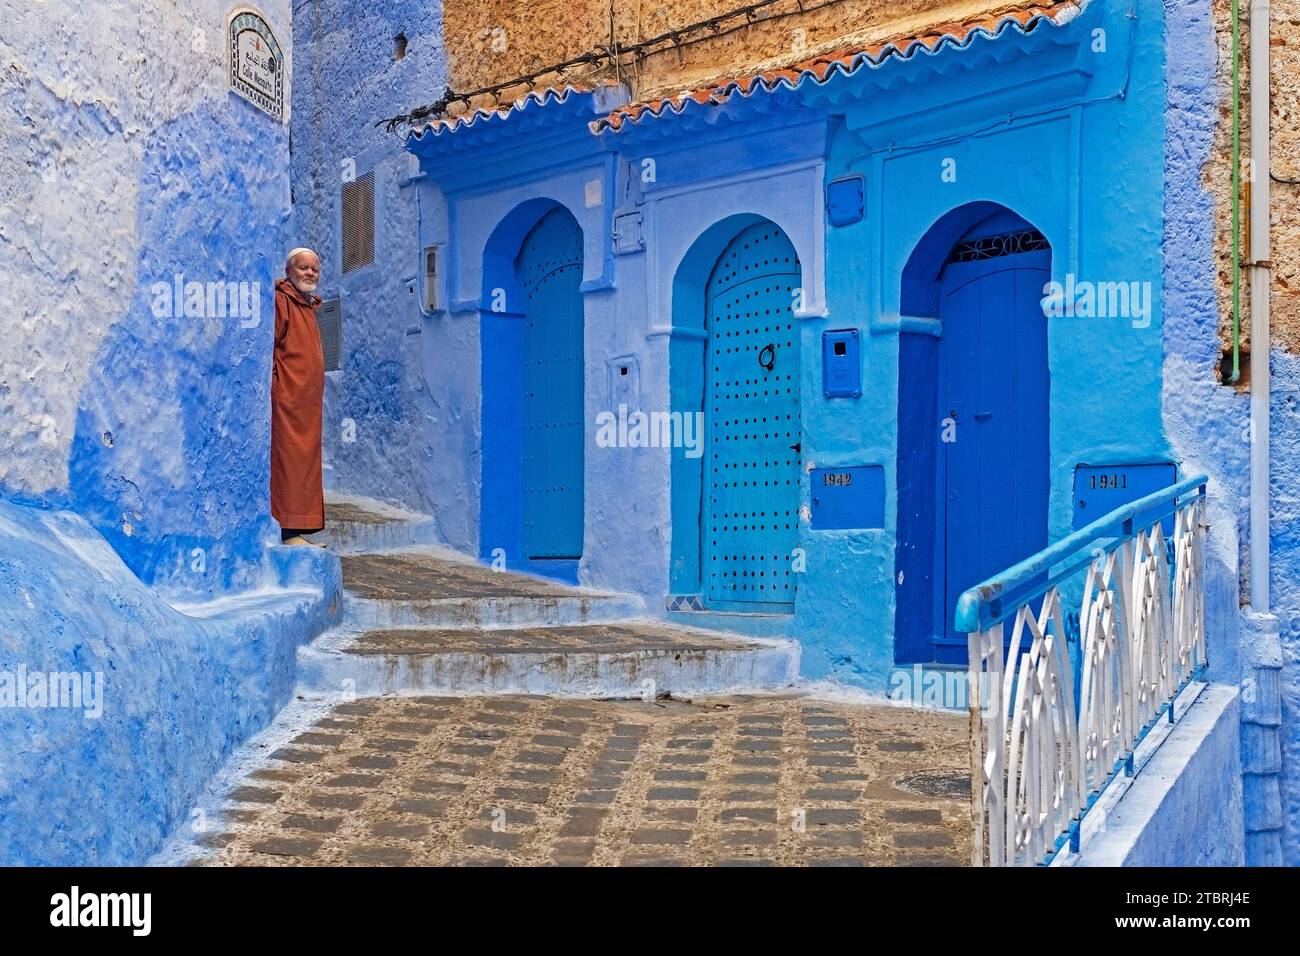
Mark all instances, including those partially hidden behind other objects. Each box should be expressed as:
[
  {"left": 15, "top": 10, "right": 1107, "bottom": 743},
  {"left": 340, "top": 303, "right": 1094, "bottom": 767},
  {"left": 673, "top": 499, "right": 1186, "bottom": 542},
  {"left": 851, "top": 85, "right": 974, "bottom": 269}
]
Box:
[
  {"left": 1161, "top": 0, "right": 1292, "bottom": 864},
  {"left": 1, "top": 0, "right": 295, "bottom": 598},
  {"left": 289, "top": 0, "right": 451, "bottom": 536},
  {"left": 800, "top": 1, "right": 1171, "bottom": 685},
  {"left": 397, "top": 2, "right": 1290, "bottom": 866},
  {"left": 409, "top": 90, "right": 634, "bottom": 581},
  {"left": 0, "top": 499, "right": 339, "bottom": 865},
  {"left": 0, "top": 0, "right": 349, "bottom": 865}
]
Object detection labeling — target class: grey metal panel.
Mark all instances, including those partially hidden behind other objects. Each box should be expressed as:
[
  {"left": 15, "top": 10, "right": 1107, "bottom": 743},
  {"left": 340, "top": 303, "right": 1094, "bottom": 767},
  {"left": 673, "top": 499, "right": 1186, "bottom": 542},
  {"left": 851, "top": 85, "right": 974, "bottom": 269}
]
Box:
[{"left": 318, "top": 297, "right": 342, "bottom": 372}]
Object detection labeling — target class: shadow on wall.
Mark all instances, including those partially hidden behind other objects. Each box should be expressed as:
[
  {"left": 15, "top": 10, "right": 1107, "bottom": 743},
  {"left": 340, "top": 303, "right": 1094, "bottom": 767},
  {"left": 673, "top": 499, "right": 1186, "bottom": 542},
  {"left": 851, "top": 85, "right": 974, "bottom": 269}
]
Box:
[{"left": 64, "top": 101, "right": 288, "bottom": 597}]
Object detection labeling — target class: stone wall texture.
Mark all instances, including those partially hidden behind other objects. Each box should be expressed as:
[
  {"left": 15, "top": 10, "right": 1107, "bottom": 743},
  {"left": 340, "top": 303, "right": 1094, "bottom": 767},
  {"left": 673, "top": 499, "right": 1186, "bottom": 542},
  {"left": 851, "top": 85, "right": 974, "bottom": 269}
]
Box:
[{"left": 437, "top": 1, "right": 1070, "bottom": 118}]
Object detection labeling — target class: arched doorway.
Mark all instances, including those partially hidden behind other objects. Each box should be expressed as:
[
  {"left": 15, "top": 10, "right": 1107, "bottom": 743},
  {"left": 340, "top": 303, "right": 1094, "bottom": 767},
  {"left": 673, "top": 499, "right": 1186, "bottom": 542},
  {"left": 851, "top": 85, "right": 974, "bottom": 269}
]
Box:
[
  {"left": 896, "top": 206, "right": 1051, "bottom": 663},
  {"left": 703, "top": 221, "right": 802, "bottom": 609},
  {"left": 479, "top": 202, "right": 584, "bottom": 578}
]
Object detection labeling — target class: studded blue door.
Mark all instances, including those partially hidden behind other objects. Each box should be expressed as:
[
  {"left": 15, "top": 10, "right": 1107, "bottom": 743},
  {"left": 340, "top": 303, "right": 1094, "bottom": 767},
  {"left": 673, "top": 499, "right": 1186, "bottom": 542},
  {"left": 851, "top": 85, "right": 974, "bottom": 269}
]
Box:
[
  {"left": 936, "top": 234, "right": 1050, "bottom": 656},
  {"left": 704, "top": 223, "right": 802, "bottom": 607},
  {"left": 516, "top": 208, "right": 584, "bottom": 559}
]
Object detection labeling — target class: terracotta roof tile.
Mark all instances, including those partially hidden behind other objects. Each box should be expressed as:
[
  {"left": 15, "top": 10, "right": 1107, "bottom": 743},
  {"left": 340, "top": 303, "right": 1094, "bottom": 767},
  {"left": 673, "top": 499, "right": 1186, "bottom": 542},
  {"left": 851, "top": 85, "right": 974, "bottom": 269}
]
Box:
[
  {"left": 407, "top": 1, "right": 1084, "bottom": 144},
  {"left": 594, "top": 1, "right": 1082, "bottom": 133},
  {"left": 409, "top": 82, "right": 598, "bottom": 140}
]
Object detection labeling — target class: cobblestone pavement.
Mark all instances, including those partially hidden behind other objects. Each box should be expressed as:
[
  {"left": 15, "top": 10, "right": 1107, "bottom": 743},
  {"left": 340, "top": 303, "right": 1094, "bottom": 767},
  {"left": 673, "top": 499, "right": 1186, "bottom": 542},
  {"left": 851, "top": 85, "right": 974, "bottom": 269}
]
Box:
[{"left": 198, "top": 693, "right": 971, "bottom": 867}]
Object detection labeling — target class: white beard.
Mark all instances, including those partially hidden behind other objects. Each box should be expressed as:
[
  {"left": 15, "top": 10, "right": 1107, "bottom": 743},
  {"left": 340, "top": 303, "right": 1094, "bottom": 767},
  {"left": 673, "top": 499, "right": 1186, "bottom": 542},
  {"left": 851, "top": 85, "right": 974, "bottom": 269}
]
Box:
[{"left": 291, "top": 277, "right": 318, "bottom": 294}]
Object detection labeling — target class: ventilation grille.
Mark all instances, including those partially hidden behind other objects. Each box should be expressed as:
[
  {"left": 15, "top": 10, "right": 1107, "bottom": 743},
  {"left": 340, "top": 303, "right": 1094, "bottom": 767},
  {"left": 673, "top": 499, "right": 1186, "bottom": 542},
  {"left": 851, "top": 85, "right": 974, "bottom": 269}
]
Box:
[
  {"left": 948, "top": 228, "right": 1048, "bottom": 263},
  {"left": 341, "top": 172, "right": 375, "bottom": 273},
  {"left": 318, "top": 297, "right": 342, "bottom": 372}
]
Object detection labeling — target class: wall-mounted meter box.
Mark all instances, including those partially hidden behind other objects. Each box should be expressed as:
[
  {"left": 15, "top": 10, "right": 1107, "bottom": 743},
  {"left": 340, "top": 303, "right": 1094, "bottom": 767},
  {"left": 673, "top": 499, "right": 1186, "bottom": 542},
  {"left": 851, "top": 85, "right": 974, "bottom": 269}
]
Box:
[
  {"left": 826, "top": 176, "right": 864, "bottom": 226},
  {"left": 810, "top": 465, "right": 884, "bottom": 530},
  {"left": 822, "top": 329, "right": 861, "bottom": 398},
  {"left": 1072, "top": 462, "right": 1178, "bottom": 533}
]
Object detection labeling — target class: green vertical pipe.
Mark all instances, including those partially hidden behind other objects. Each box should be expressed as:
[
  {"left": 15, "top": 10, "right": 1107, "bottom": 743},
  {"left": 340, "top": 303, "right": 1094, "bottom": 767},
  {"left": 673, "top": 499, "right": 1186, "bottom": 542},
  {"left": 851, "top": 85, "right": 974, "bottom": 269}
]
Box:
[{"left": 1231, "top": 0, "right": 1242, "bottom": 382}]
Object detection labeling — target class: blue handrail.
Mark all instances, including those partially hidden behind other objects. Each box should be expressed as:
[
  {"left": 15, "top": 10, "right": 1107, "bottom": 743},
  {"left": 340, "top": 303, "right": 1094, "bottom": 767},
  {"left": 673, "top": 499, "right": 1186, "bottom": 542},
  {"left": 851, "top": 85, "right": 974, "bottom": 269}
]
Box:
[{"left": 953, "top": 474, "right": 1209, "bottom": 633}]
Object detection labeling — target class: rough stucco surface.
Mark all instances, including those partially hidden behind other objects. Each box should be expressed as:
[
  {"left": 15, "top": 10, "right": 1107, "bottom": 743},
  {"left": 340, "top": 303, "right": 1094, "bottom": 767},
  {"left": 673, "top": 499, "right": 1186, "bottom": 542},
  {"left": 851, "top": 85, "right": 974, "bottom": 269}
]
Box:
[
  {"left": 1173, "top": 0, "right": 1299, "bottom": 863},
  {"left": 1265, "top": 2, "right": 1300, "bottom": 352},
  {"left": 437, "top": 0, "right": 1072, "bottom": 117},
  {"left": 0, "top": 0, "right": 292, "bottom": 595},
  {"left": 1078, "top": 686, "right": 1244, "bottom": 867},
  {"left": 291, "top": 0, "right": 451, "bottom": 529},
  {"left": 0, "top": 499, "right": 340, "bottom": 866},
  {"left": 0, "top": 0, "right": 349, "bottom": 867},
  {"left": 1164, "top": 0, "right": 1249, "bottom": 675}
]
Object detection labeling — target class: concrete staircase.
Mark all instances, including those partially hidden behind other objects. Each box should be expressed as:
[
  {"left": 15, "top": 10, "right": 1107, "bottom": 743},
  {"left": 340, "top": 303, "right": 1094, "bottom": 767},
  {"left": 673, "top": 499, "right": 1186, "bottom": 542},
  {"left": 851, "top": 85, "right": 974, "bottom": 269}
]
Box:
[{"left": 297, "top": 497, "right": 800, "bottom": 698}]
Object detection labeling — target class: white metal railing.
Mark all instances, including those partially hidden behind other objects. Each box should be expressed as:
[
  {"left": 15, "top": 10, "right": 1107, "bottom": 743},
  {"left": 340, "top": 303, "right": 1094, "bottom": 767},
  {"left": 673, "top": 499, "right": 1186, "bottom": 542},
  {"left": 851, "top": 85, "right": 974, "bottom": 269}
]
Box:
[{"left": 959, "top": 476, "right": 1208, "bottom": 866}]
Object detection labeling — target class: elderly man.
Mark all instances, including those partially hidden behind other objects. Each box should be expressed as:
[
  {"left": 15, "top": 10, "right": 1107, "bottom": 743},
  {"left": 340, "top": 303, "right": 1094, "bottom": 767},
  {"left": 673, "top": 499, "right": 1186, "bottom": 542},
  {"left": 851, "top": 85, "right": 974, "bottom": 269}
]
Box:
[{"left": 271, "top": 248, "right": 326, "bottom": 545}]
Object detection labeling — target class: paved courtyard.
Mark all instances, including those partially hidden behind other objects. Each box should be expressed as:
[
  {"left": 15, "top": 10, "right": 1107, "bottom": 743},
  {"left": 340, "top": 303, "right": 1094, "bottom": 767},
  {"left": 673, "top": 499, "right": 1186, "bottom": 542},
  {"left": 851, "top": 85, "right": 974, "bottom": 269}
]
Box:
[{"left": 196, "top": 693, "right": 971, "bottom": 867}]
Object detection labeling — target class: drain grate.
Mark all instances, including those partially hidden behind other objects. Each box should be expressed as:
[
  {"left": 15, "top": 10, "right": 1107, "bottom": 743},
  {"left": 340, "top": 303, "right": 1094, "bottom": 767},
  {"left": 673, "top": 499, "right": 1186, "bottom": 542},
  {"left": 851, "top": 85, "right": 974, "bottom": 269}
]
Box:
[{"left": 895, "top": 769, "right": 971, "bottom": 800}]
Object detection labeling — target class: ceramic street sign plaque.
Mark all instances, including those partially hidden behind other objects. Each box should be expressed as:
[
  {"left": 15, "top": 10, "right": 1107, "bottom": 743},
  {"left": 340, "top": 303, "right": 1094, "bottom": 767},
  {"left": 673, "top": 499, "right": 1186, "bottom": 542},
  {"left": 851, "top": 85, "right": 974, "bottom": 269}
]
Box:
[{"left": 227, "top": 8, "right": 283, "bottom": 121}]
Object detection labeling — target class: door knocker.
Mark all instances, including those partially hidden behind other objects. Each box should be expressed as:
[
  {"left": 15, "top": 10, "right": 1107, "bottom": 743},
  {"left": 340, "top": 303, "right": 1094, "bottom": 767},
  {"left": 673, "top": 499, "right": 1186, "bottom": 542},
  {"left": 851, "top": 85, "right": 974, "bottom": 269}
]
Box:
[{"left": 758, "top": 343, "right": 776, "bottom": 372}]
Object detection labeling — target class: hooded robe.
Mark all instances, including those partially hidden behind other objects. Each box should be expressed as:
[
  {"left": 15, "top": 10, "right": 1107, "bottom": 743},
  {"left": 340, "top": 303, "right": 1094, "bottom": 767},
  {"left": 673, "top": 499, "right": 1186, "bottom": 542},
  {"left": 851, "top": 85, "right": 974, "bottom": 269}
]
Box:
[{"left": 270, "top": 276, "right": 325, "bottom": 531}]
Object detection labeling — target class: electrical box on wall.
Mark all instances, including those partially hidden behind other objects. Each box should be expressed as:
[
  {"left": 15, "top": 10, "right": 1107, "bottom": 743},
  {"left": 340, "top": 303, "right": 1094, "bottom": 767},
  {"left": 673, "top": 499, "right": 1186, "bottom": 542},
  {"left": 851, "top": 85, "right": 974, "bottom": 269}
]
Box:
[
  {"left": 612, "top": 211, "right": 644, "bottom": 255},
  {"left": 822, "top": 329, "right": 861, "bottom": 398},
  {"left": 1072, "top": 462, "right": 1178, "bottom": 532},
  {"left": 607, "top": 355, "right": 640, "bottom": 411},
  {"left": 422, "top": 246, "right": 440, "bottom": 312},
  {"left": 826, "top": 176, "right": 864, "bottom": 226},
  {"left": 810, "top": 465, "right": 884, "bottom": 530},
  {"left": 318, "top": 297, "right": 342, "bottom": 372}
]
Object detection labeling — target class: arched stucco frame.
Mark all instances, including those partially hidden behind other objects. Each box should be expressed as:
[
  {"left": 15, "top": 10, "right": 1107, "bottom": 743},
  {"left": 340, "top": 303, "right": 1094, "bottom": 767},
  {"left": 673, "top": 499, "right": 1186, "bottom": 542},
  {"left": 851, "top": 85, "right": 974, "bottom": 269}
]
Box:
[
  {"left": 443, "top": 166, "right": 615, "bottom": 316},
  {"left": 899, "top": 201, "right": 1028, "bottom": 319},
  {"left": 645, "top": 161, "right": 826, "bottom": 340}
]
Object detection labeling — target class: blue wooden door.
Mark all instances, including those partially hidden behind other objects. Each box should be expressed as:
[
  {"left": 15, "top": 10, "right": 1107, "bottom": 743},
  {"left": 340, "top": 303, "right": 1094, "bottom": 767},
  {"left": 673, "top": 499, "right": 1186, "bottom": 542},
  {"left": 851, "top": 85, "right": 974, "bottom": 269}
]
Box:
[
  {"left": 704, "top": 223, "right": 802, "bottom": 608},
  {"left": 936, "top": 236, "right": 1050, "bottom": 654},
  {"left": 517, "top": 208, "right": 584, "bottom": 559}
]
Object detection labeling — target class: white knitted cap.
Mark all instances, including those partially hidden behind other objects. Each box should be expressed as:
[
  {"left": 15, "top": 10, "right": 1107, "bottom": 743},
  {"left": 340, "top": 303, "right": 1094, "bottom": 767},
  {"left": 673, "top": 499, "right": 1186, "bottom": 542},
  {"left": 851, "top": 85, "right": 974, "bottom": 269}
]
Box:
[{"left": 285, "top": 247, "right": 319, "bottom": 271}]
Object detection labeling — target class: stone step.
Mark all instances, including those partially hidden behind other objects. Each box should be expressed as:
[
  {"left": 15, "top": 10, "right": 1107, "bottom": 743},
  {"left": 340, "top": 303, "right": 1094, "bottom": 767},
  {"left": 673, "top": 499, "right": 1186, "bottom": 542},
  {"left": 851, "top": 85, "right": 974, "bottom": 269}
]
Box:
[
  {"left": 339, "top": 549, "right": 645, "bottom": 628},
  {"left": 296, "top": 620, "right": 800, "bottom": 697},
  {"left": 315, "top": 495, "right": 441, "bottom": 554}
]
